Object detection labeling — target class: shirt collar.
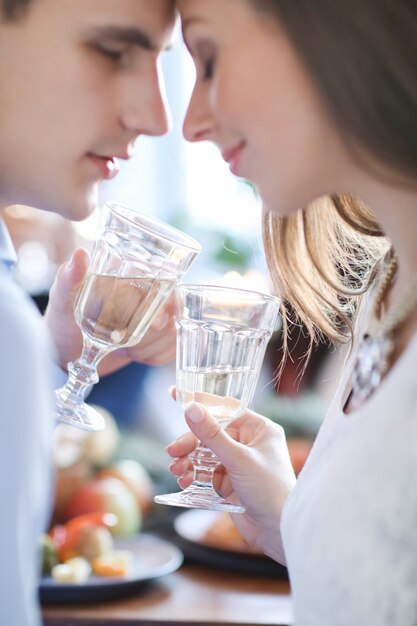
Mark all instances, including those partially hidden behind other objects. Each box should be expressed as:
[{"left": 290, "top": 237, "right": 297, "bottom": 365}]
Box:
[{"left": 0, "top": 216, "right": 17, "bottom": 270}]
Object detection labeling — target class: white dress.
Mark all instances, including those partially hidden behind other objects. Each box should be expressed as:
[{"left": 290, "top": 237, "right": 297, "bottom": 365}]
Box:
[{"left": 281, "top": 319, "right": 417, "bottom": 625}]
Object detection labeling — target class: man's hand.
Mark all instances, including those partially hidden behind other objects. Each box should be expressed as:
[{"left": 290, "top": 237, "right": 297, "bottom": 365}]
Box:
[{"left": 44, "top": 248, "right": 176, "bottom": 376}]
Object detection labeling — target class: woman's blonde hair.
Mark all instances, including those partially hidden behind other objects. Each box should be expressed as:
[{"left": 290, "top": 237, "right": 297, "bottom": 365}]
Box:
[
  {"left": 263, "top": 196, "right": 390, "bottom": 371},
  {"left": 249, "top": 0, "right": 417, "bottom": 368}
]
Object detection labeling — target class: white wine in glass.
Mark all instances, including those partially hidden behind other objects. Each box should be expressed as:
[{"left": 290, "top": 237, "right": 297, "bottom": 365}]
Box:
[
  {"left": 55, "top": 202, "right": 201, "bottom": 432},
  {"left": 155, "top": 284, "right": 280, "bottom": 513}
]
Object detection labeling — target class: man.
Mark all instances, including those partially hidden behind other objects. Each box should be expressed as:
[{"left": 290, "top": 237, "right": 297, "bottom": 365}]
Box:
[{"left": 0, "top": 1, "right": 176, "bottom": 624}]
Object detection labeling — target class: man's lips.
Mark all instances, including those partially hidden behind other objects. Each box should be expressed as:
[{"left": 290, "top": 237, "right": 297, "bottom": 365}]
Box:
[
  {"left": 221, "top": 142, "right": 245, "bottom": 176},
  {"left": 87, "top": 154, "right": 121, "bottom": 180}
]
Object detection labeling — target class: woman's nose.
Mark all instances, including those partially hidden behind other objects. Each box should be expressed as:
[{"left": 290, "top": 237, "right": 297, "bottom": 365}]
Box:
[{"left": 183, "top": 83, "right": 214, "bottom": 143}]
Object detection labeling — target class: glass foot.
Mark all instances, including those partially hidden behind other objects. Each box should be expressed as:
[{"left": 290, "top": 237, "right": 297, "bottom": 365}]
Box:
[
  {"left": 154, "top": 486, "right": 245, "bottom": 513},
  {"left": 55, "top": 391, "right": 105, "bottom": 432}
]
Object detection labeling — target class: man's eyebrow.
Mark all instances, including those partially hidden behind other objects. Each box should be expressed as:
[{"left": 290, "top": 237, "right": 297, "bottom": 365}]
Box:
[{"left": 85, "top": 26, "right": 170, "bottom": 51}]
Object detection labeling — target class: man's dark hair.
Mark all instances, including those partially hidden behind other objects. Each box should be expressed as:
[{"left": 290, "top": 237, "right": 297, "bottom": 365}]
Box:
[{"left": 1, "top": 0, "right": 32, "bottom": 19}]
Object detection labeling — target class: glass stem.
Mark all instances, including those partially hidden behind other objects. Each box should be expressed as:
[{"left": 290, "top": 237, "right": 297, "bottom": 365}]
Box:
[
  {"left": 61, "top": 340, "right": 105, "bottom": 404},
  {"left": 191, "top": 443, "right": 220, "bottom": 489}
]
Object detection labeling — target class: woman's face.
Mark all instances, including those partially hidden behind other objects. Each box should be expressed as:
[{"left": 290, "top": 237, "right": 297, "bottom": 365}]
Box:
[{"left": 179, "top": 0, "right": 351, "bottom": 215}]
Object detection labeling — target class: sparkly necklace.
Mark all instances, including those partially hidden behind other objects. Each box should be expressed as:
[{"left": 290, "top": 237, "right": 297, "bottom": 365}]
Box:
[{"left": 348, "top": 256, "right": 417, "bottom": 412}]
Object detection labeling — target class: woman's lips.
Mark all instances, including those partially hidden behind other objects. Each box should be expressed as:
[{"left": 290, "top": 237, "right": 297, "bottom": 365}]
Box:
[
  {"left": 87, "top": 154, "right": 120, "bottom": 180},
  {"left": 221, "top": 142, "right": 245, "bottom": 176}
]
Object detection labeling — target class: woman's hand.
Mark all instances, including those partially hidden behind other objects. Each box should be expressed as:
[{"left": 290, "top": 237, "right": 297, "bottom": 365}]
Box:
[
  {"left": 166, "top": 394, "right": 296, "bottom": 565},
  {"left": 44, "top": 249, "right": 176, "bottom": 375}
]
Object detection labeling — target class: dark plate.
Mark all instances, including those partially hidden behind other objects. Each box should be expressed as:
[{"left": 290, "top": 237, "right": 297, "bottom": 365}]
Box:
[
  {"left": 173, "top": 510, "right": 288, "bottom": 578},
  {"left": 39, "top": 533, "right": 183, "bottom": 603}
]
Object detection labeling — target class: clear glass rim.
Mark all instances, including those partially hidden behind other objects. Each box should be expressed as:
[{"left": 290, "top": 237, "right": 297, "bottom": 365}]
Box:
[
  {"left": 177, "top": 283, "right": 280, "bottom": 306},
  {"left": 104, "top": 202, "right": 202, "bottom": 252}
]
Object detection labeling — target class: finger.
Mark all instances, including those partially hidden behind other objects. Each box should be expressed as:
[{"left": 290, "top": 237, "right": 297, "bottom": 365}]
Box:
[
  {"left": 138, "top": 319, "right": 175, "bottom": 348},
  {"left": 177, "top": 470, "right": 194, "bottom": 490},
  {"left": 168, "top": 456, "right": 193, "bottom": 477},
  {"left": 49, "top": 248, "right": 90, "bottom": 307},
  {"left": 128, "top": 331, "right": 176, "bottom": 365},
  {"left": 142, "top": 294, "right": 176, "bottom": 334},
  {"left": 148, "top": 310, "right": 171, "bottom": 332},
  {"left": 184, "top": 402, "right": 245, "bottom": 473},
  {"left": 166, "top": 431, "right": 198, "bottom": 458},
  {"left": 212, "top": 466, "right": 234, "bottom": 498}
]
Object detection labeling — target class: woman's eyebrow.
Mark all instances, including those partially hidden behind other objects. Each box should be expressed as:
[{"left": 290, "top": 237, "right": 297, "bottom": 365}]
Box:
[{"left": 181, "top": 16, "right": 203, "bottom": 32}]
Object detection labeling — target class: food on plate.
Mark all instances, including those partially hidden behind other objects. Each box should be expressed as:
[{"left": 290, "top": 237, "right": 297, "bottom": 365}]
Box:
[
  {"left": 203, "top": 513, "right": 262, "bottom": 554},
  {"left": 82, "top": 406, "right": 120, "bottom": 466},
  {"left": 40, "top": 534, "right": 58, "bottom": 575},
  {"left": 62, "top": 477, "right": 141, "bottom": 537},
  {"left": 48, "top": 512, "right": 117, "bottom": 563},
  {"left": 91, "top": 550, "right": 133, "bottom": 577},
  {"left": 51, "top": 407, "right": 154, "bottom": 534},
  {"left": 51, "top": 557, "right": 91, "bottom": 584},
  {"left": 51, "top": 408, "right": 119, "bottom": 523},
  {"left": 43, "top": 512, "right": 135, "bottom": 583},
  {"left": 77, "top": 525, "right": 114, "bottom": 561},
  {"left": 96, "top": 459, "right": 154, "bottom": 516}
]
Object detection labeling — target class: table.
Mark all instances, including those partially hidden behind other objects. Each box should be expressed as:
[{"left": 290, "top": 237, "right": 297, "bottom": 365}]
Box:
[{"left": 42, "top": 562, "right": 293, "bottom": 626}]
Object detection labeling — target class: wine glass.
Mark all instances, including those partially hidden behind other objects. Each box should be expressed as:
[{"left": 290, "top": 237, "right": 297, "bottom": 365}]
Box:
[
  {"left": 154, "top": 284, "right": 280, "bottom": 513},
  {"left": 55, "top": 202, "right": 201, "bottom": 432}
]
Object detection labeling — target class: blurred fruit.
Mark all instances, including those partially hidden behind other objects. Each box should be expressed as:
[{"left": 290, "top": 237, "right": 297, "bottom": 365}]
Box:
[
  {"left": 97, "top": 459, "right": 154, "bottom": 516},
  {"left": 91, "top": 550, "right": 133, "bottom": 577},
  {"left": 50, "top": 512, "right": 117, "bottom": 562},
  {"left": 62, "top": 477, "right": 141, "bottom": 537},
  {"left": 52, "top": 425, "right": 92, "bottom": 523},
  {"left": 83, "top": 406, "right": 120, "bottom": 466},
  {"left": 287, "top": 438, "right": 313, "bottom": 475},
  {"left": 52, "top": 409, "right": 120, "bottom": 524},
  {"left": 52, "top": 557, "right": 91, "bottom": 583},
  {"left": 78, "top": 526, "right": 114, "bottom": 561}
]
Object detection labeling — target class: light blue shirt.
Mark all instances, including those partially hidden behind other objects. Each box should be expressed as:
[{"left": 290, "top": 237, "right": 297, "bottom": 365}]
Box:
[
  {"left": 0, "top": 216, "right": 17, "bottom": 270},
  {"left": 0, "top": 217, "right": 54, "bottom": 626}
]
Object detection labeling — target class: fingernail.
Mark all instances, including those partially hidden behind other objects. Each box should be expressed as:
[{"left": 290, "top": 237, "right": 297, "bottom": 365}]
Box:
[
  {"left": 67, "top": 252, "right": 76, "bottom": 272},
  {"left": 185, "top": 402, "right": 204, "bottom": 423},
  {"left": 168, "top": 458, "right": 179, "bottom": 471}
]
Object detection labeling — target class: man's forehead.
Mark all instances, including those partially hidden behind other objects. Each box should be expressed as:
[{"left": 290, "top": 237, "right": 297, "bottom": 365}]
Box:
[
  {"left": 82, "top": 0, "right": 177, "bottom": 43},
  {"left": 22, "top": 0, "right": 177, "bottom": 28},
  {"left": 11, "top": 0, "right": 178, "bottom": 49}
]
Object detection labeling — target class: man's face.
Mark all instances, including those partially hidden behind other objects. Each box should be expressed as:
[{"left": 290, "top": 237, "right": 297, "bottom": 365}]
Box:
[{"left": 0, "top": 0, "right": 176, "bottom": 220}]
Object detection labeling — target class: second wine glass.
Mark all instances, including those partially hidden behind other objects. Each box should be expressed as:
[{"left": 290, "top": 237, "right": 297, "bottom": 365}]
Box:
[
  {"left": 155, "top": 284, "right": 280, "bottom": 513},
  {"left": 55, "top": 202, "right": 201, "bottom": 432}
]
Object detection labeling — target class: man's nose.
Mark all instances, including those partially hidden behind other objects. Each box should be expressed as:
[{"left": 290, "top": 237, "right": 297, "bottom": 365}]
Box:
[{"left": 121, "top": 61, "right": 171, "bottom": 137}]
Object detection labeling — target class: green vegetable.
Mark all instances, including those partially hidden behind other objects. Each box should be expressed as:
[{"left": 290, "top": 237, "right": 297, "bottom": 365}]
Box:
[{"left": 40, "top": 534, "right": 58, "bottom": 575}]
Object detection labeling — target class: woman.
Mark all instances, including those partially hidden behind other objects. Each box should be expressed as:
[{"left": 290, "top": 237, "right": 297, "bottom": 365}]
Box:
[{"left": 167, "top": 1, "right": 417, "bottom": 624}]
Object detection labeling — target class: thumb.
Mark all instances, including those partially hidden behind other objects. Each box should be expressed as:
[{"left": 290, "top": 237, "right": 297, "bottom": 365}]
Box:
[
  {"left": 51, "top": 248, "right": 90, "bottom": 307},
  {"left": 62, "top": 247, "right": 90, "bottom": 293},
  {"left": 184, "top": 402, "right": 242, "bottom": 470}
]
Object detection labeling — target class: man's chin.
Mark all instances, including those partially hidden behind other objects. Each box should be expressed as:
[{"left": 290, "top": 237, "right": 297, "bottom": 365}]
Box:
[
  {"left": 0, "top": 180, "right": 99, "bottom": 221},
  {"left": 59, "top": 186, "right": 99, "bottom": 222}
]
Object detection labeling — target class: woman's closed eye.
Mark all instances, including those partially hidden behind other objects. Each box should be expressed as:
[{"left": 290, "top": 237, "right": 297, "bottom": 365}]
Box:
[
  {"left": 192, "top": 40, "right": 217, "bottom": 82},
  {"left": 202, "top": 56, "right": 215, "bottom": 80}
]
